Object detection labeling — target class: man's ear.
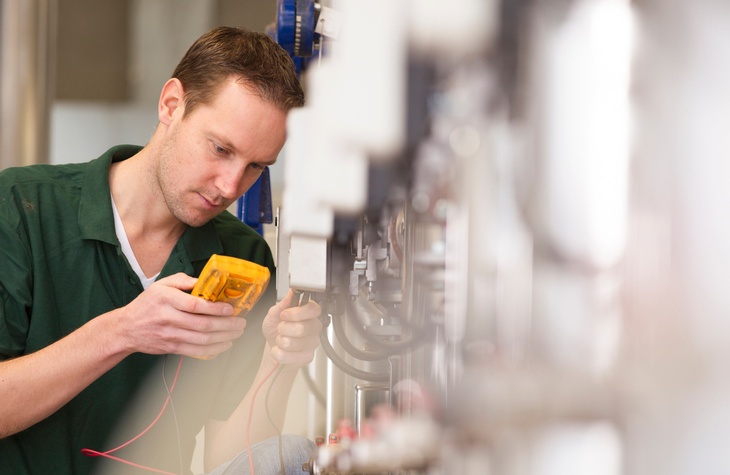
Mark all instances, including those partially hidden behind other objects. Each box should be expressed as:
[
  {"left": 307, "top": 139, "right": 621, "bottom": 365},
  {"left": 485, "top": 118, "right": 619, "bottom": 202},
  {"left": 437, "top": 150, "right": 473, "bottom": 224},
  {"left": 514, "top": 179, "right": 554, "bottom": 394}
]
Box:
[{"left": 158, "top": 78, "right": 185, "bottom": 126}]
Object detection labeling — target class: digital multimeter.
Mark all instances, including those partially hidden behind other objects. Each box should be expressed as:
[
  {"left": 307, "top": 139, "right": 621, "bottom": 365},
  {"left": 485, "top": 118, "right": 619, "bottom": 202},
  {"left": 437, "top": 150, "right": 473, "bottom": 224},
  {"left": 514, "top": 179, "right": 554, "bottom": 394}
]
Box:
[{"left": 191, "top": 254, "right": 270, "bottom": 316}]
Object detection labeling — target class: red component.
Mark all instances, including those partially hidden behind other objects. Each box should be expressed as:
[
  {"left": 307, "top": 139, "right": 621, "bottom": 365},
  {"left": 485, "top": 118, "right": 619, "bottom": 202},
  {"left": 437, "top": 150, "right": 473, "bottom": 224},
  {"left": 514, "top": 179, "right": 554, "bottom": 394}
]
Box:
[
  {"left": 315, "top": 436, "right": 326, "bottom": 446},
  {"left": 337, "top": 419, "right": 357, "bottom": 440},
  {"left": 328, "top": 433, "right": 339, "bottom": 445}
]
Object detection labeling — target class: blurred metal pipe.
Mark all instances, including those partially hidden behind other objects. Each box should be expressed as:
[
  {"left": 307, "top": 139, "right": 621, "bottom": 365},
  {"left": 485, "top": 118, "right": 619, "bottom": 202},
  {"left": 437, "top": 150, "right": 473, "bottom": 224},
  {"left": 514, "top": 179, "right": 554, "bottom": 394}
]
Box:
[{"left": 0, "top": 0, "right": 56, "bottom": 169}]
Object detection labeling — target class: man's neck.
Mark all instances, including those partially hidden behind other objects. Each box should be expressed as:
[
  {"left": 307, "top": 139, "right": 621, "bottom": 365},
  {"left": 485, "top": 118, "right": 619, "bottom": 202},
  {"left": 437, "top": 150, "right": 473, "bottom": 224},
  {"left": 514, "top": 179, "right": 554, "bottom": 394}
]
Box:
[{"left": 109, "top": 151, "right": 186, "bottom": 278}]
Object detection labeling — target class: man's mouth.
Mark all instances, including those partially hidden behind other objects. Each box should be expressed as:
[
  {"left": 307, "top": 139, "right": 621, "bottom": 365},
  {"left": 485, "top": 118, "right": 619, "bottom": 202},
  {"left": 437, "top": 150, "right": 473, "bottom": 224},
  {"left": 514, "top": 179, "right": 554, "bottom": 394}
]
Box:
[{"left": 198, "top": 193, "right": 224, "bottom": 210}]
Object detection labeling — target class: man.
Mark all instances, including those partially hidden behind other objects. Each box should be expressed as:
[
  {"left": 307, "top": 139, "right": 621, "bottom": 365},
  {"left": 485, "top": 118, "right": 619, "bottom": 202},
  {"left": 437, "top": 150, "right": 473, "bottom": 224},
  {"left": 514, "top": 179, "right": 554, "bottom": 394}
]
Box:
[{"left": 0, "top": 26, "right": 322, "bottom": 474}]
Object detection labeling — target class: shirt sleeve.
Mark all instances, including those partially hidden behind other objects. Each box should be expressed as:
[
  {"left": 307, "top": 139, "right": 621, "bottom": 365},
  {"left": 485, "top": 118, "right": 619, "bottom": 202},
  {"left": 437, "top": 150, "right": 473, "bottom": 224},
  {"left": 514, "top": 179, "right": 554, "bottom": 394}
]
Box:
[{"left": 0, "top": 218, "right": 34, "bottom": 360}]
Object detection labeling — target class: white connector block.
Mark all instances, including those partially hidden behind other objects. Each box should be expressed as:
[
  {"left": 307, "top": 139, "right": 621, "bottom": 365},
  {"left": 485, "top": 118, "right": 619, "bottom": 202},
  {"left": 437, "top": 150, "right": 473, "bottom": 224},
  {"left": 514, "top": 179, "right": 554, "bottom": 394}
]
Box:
[
  {"left": 288, "top": 234, "right": 329, "bottom": 293},
  {"left": 282, "top": 106, "right": 336, "bottom": 238}
]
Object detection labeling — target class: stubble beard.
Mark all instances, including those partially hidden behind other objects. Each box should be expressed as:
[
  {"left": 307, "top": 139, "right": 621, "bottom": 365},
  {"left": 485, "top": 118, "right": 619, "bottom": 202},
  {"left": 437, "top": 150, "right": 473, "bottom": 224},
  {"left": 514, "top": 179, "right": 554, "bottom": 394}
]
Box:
[{"left": 155, "top": 141, "right": 215, "bottom": 229}]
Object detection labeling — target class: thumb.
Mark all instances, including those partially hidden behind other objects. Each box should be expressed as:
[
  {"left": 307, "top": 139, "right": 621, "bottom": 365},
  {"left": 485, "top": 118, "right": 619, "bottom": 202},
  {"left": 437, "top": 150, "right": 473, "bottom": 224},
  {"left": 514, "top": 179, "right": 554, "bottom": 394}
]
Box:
[
  {"left": 154, "top": 272, "right": 198, "bottom": 291},
  {"left": 263, "top": 290, "right": 291, "bottom": 345},
  {"left": 279, "top": 289, "right": 297, "bottom": 309},
  {"left": 268, "top": 289, "right": 296, "bottom": 322}
]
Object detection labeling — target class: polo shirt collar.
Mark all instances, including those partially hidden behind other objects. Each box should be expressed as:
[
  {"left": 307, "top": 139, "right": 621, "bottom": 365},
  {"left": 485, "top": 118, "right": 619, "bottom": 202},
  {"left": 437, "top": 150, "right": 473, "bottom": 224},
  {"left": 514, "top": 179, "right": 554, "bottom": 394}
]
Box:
[
  {"left": 77, "top": 145, "right": 225, "bottom": 273},
  {"left": 78, "top": 145, "right": 142, "bottom": 244}
]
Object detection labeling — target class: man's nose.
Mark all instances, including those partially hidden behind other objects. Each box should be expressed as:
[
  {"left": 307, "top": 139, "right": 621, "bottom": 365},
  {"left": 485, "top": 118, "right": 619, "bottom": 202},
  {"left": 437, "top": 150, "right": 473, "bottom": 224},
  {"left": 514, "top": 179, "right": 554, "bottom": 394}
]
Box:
[{"left": 216, "top": 167, "right": 245, "bottom": 200}]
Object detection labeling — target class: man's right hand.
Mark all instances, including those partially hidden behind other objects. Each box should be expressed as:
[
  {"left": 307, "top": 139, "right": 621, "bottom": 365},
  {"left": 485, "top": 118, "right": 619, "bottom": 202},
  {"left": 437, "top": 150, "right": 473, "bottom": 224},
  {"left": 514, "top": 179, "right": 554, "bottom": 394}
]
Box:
[{"left": 116, "top": 272, "right": 248, "bottom": 358}]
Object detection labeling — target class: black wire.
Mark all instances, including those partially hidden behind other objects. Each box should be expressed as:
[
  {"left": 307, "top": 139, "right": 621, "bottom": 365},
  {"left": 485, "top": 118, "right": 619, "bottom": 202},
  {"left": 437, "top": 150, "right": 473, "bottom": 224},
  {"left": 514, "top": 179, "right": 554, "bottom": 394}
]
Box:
[
  {"left": 338, "top": 291, "right": 431, "bottom": 352},
  {"left": 331, "top": 307, "right": 392, "bottom": 361},
  {"left": 264, "top": 364, "right": 286, "bottom": 475},
  {"left": 318, "top": 316, "right": 390, "bottom": 382}
]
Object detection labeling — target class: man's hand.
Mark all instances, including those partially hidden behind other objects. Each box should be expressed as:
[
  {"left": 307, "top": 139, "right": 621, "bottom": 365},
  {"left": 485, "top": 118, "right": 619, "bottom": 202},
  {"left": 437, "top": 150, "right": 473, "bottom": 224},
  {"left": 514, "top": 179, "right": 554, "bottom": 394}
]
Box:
[
  {"left": 117, "top": 272, "right": 247, "bottom": 358},
  {"left": 261, "top": 290, "right": 322, "bottom": 366},
  {"left": 203, "top": 290, "right": 323, "bottom": 468}
]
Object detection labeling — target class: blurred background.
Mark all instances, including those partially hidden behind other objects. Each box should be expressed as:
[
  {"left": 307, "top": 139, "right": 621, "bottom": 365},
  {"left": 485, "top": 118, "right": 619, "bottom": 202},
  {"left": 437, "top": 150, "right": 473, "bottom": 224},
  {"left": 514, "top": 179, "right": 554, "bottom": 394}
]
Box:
[
  {"left": 6, "top": 0, "right": 730, "bottom": 474},
  {"left": 1, "top": 0, "right": 277, "bottom": 167}
]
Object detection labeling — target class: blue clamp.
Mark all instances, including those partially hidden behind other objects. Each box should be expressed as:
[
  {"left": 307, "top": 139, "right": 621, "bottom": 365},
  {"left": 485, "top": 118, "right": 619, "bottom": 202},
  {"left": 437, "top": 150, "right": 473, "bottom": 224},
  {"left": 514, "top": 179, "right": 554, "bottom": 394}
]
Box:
[
  {"left": 271, "top": 0, "right": 320, "bottom": 75},
  {"left": 237, "top": 167, "right": 273, "bottom": 236}
]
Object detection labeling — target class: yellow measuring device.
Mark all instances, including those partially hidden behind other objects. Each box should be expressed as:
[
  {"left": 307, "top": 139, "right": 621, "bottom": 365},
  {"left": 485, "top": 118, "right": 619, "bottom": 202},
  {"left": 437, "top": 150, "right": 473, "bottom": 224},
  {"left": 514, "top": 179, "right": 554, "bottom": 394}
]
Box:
[{"left": 191, "top": 254, "right": 270, "bottom": 316}]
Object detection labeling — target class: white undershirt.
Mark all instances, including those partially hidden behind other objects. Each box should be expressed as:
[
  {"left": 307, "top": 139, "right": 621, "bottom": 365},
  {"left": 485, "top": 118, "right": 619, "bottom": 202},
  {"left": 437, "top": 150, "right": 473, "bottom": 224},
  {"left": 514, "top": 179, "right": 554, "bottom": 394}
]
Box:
[{"left": 111, "top": 195, "right": 160, "bottom": 289}]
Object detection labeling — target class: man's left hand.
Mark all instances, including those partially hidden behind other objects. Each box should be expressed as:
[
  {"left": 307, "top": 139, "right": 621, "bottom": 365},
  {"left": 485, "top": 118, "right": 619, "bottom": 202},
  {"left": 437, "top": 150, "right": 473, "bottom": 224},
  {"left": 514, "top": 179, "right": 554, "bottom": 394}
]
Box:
[{"left": 261, "top": 290, "right": 322, "bottom": 366}]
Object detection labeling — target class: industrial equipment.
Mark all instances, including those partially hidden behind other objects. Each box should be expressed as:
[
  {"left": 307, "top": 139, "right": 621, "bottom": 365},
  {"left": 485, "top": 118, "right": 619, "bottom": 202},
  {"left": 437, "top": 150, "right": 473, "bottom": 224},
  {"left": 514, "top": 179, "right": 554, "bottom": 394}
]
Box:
[{"left": 275, "top": 0, "right": 730, "bottom": 473}]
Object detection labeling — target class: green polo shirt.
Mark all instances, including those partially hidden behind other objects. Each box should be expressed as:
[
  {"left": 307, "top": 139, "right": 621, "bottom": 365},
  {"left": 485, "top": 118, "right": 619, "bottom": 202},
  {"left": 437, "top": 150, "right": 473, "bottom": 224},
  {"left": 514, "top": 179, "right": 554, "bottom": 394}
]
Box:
[{"left": 0, "top": 145, "right": 276, "bottom": 475}]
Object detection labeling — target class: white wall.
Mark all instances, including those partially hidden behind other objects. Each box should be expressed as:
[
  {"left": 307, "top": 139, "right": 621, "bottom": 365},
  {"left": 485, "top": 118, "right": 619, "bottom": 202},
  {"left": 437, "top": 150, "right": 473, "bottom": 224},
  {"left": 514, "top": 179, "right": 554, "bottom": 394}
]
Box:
[
  {"left": 50, "top": 0, "right": 215, "bottom": 165},
  {"left": 50, "top": 103, "right": 157, "bottom": 164}
]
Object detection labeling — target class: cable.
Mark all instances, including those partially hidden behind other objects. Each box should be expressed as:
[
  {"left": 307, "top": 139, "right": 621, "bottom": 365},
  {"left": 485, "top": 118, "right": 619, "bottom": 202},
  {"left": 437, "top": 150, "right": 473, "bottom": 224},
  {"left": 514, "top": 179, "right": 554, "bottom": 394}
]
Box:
[
  {"left": 245, "top": 290, "right": 319, "bottom": 473},
  {"left": 162, "top": 355, "right": 184, "bottom": 475},
  {"left": 82, "top": 355, "right": 185, "bottom": 475},
  {"left": 339, "top": 291, "right": 431, "bottom": 352},
  {"left": 331, "top": 304, "right": 392, "bottom": 361},
  {"left": 246, "top": 291, "right": 310, "bottom": 475},
  {"left": 81, "top": 451, "right": 180, "bottom": 475},
  {"left": 318, "top": 316, "right": 390, "bottom": 382},
  {"left": 245, "top": 362, "right": 282, "bottom": 475},
  {"left": 329, "top": 243, "right": 430, "bottom": 353},
  {"left": 265, "top": 365, "right": 287, "bottom": 475}
]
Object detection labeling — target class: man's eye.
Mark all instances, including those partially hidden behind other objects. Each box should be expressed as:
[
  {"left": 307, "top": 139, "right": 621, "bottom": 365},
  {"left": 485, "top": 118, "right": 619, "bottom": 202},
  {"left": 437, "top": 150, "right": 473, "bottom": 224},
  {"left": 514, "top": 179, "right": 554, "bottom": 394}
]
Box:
[
  {"left": 250, "top": 163, "right": 266, "bottom": 171},
  {"left": 213, "top": 144, "right": 228, "bottom": 155}
]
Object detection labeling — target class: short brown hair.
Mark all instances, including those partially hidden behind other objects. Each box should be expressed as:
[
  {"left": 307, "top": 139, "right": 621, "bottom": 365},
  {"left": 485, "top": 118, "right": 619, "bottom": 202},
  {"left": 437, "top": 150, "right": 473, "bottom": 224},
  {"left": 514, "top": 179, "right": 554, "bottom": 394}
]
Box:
[{"left": 172, "top": 26, "right": 304, "bottom": 116}]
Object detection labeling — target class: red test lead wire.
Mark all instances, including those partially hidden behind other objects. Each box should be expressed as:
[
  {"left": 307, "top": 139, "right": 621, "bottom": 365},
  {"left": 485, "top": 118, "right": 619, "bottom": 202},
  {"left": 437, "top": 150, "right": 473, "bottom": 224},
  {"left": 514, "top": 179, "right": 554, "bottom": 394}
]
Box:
[
  {"left": 81, "top": 355, "right": 185, "bottom": 475},
  {"left": 245, "top": 361, "right": 282, "bottom": 475}
]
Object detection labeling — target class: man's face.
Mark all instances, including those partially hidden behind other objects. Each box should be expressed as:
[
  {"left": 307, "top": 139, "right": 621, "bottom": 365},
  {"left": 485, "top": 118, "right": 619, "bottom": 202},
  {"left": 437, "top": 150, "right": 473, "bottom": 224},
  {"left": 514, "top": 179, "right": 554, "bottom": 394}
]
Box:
[{"left": 157, "top": 78, "right": 287, "bottom": 227}]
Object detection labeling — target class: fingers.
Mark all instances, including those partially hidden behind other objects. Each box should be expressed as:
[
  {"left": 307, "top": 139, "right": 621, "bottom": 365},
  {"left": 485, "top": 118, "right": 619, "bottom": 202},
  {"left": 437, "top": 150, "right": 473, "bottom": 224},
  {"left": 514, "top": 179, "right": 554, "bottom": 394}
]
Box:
[
  {"left": 161, "top": 321, "right": 246, "bottom": 358},
  {"left": 122, "top": 272, "right": 248, "bottom": 358},
  {"left": 177, "top": 292, "right": 235, "bottom": 318},
  {"left": 276, "top": 319, "right": 321, "bottom": 346},
  {"left": 270, "top": 345, "right": 317, "bottom": 366},
  {"left": 156, "top": 273, "right": 235, "bottom": 317},
  {"left": 264, "top": 289, "right": 298, "bottom": 322},
  {"left": 279, "top": 299, "right": 321, "bottom": 322},
  {"left": 277, "top": 300, "right": 322, "bottom": 348},
  {"left": 155, "top": 272, "right": 198, "bottom": 291},
  {"left": 169, "top": 339, "right": 234, "bottom": 360},
  {"left": 279, "top": 289, "right": 296, "bottom": 308},
  {"left": 173, "top": 314, "right": 247, "bottom": 337},
  {"left": 268, "top": 299, "right": 322, "bottom": 365},
  {"left": 158, "top": 297, "right": 245, "bottom": 346}
]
